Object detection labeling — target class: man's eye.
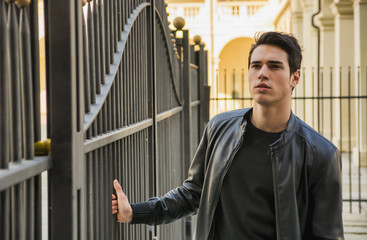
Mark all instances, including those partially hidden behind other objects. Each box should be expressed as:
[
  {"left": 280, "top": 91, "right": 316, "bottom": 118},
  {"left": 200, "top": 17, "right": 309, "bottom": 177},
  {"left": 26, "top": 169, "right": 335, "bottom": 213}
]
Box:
[
  {"left": 270, "top": 65, "right": 281, "bottom": 69},
  {"left": 251, "top": 65, "right": 260, "bottom": 69}
]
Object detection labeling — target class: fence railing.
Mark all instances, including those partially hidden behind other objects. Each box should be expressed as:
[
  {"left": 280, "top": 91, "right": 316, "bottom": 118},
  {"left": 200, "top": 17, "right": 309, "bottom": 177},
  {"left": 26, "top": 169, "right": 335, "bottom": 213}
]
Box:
[
  {"left": 0, "top": 1, "right": 49, "bottom": 240},
  {"left": 1, "top": 0, "right": 208, "bottom": 240},
  {"left": 210, "top": 66, "right": 367, "bottom": 215}
]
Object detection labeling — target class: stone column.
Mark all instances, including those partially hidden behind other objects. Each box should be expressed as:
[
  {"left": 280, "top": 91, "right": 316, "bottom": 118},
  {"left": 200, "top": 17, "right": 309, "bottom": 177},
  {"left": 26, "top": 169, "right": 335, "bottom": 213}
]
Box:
[
  {"left": 331, "top": 0, "right": 355, "bottom": 151},
  {"left": 291, "top": 0, "right": 305, "bottom": 119},
  {"left": 316, "top": 0, "right": 335, "bottom": 140},
  {"left": 299, "top": 0, "right": 319, "bottom": 127},
  {"left": 352, "top": 0, "right": 367, "bottom": 166}
]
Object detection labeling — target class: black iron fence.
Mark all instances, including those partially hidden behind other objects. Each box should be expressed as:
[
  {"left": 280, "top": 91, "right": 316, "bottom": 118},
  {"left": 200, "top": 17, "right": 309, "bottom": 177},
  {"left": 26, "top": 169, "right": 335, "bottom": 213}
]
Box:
[
  {"left": 0, "top": 1, "right": 47, "bottom": 240},
  {"left": 211, "top": 67, "right": 367, "bottom": 215},
  {"left": 0, "top": 0, "right": 209, "bottom": 240}
]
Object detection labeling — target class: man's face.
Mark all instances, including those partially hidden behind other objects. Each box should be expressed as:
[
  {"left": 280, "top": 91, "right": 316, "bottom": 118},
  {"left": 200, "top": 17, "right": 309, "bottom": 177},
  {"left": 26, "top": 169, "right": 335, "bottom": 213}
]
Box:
[{"left": 248, "top": 44, "right": 300, "bottom": 107}]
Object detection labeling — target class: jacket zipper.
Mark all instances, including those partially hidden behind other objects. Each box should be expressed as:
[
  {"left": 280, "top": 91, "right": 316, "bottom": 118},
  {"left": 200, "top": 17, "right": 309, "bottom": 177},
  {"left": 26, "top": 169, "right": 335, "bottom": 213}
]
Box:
[
  {"left": 207, "top": 133, "right": 245, "bottom": 240},
  {"left": 270, "top": 147, "right": 281, "bottom": 240}
]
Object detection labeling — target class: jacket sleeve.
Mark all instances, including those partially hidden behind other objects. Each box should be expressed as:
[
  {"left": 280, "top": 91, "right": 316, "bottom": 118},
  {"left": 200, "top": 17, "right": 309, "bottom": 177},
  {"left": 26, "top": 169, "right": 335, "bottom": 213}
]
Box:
[
  {"left": 130, "top": 122, "right": 211, "bottom": 225},
  {"left": 309, "top": 148, "right": 344, "bottom": 240}
]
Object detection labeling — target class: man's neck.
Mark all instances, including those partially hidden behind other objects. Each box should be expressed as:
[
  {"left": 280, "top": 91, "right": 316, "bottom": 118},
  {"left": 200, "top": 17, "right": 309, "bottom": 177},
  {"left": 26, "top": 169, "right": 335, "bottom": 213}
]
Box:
[{"left": 250, "top": 104, "right": 291, "bottom": 133}]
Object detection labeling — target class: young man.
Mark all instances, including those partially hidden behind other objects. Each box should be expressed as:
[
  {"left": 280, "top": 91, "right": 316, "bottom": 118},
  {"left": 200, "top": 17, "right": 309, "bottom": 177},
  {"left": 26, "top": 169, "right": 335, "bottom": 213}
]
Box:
[{"left": 112, "top": 32, "right": 344, "bottom": 240}]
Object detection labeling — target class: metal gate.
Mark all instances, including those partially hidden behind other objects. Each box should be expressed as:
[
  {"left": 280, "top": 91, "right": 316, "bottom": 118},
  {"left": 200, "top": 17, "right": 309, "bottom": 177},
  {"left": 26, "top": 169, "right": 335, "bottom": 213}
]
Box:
[{"left": 0, "top": 0, "right": 209, "bottom": 239}]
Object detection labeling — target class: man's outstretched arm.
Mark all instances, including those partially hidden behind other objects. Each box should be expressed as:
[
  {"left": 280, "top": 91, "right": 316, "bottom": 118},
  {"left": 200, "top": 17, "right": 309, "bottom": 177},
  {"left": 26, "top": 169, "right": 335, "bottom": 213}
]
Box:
[{"left": 111, "top": 121, "right": 211, "bottom": 225}]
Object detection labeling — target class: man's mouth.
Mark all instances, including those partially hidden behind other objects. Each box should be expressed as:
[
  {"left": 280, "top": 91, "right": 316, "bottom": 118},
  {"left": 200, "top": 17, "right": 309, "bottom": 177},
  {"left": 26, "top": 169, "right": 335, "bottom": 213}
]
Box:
[{"left": 255, "top": 83, "right": 270, "bottom": 89}]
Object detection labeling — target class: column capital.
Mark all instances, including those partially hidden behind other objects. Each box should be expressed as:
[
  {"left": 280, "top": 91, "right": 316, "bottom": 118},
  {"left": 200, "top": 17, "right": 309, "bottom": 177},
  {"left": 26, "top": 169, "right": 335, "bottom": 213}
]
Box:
[
  {"left": 331, "top": 1, "right": 354, "bottom": 16},
  {"left": 317, "top": 16, "right": 335, "bottom": 30},
  {"left": 300, "top": 0, "right": 314, "bottom": 9},
  {"left": 352, "top": 0, "right": 367, "bottom": 5}
]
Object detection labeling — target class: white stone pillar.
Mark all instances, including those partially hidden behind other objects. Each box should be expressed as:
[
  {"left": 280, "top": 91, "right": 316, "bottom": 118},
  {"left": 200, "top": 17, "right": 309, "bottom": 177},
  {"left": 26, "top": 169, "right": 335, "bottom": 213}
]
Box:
[
  {"left": 291, "top": 0, "right": 305, "bottom": 119},
  {"left": 352, "top": 0, "right": 367, "bottom": 166},
  {"left": 299, "top": 0, "right": 319, "bottom": 127},
  {"left": 331, "top": 0, "right": 355, "bottom": 151},
  {"left": 316, "top": 0, "right": 335, "bottom": 140}
]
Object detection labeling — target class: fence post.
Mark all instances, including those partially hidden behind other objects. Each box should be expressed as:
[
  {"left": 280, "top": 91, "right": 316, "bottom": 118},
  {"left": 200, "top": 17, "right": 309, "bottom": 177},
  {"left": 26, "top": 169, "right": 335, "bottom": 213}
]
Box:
[
  {"left": 47, "top": 0, "right": 85, "bottom": 239},
  {"left": 182, "top": 27, "right": 192, "bottom": 240},
  {"left": 196, "top": 40, "right": 209, "bottom": 136}
]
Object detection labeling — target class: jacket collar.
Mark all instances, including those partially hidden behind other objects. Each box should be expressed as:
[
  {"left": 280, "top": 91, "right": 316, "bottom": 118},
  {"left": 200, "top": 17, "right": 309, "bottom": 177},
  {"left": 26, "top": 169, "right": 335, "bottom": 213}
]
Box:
[{"left": 240, "top": 107, "right": 300, "bottom": 149}]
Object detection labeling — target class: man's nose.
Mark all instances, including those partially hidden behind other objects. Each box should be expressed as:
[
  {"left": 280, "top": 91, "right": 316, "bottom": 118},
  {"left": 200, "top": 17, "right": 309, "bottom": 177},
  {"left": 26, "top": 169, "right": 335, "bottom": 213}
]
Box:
[{"left": 258, "top": 65, "right": 269, "bottom": 79}]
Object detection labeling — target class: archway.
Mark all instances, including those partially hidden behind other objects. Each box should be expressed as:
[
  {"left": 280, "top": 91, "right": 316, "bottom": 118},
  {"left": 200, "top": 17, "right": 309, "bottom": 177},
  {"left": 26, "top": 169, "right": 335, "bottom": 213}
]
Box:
[{"left": 214, "top": 37, "right": 254, "bottom": 114}]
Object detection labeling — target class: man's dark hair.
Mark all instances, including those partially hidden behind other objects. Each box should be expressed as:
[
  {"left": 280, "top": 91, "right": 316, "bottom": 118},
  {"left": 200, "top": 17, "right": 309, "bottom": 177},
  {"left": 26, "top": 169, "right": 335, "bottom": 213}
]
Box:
[{"left": 248, "top": 32, "right": 302, "bottom": 75}]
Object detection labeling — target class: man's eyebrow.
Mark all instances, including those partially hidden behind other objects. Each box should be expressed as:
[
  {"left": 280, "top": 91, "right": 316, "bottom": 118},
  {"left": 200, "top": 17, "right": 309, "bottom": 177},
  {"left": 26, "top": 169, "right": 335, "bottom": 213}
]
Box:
[
  {"left": 268, "top": 60, "right": 284, "bottom": 64},
  {"left": 250, "top": 61, "right": 262, "bottom": 65}
]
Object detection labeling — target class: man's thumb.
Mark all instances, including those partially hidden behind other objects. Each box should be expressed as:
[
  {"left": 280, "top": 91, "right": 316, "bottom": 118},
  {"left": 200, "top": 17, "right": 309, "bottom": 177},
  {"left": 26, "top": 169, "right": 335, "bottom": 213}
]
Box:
[{"left": 114, "top": 179, "right": 123, "bottom": 194}]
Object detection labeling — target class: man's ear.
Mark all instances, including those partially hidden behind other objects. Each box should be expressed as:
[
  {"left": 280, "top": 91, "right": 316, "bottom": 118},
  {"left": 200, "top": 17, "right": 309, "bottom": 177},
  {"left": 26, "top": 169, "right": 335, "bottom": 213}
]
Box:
[{"left": 291, "top": 70, "right": 300, "bottom": 88}]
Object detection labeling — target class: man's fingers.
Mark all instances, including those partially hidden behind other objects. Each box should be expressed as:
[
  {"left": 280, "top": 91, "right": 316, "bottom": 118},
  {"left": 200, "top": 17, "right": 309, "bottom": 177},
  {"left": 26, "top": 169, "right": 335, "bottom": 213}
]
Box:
[
  {"left": 112, "top": 200, "right": 118, "bottom": 206},
  {"left": 112, "top": 194, "right": 116, "bottom": 200}
]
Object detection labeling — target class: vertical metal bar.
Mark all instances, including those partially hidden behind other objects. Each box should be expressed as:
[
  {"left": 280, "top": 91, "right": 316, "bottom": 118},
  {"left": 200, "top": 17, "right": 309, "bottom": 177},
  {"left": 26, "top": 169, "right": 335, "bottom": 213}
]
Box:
[
  {"left": 29, "top": 0, "right": 41, "bottom": 142},
  {"left": 117, "top": 0, "right": 122, "bottom": 39},
  {"left": 224, "top": 69, "right": 227, "bottom": 112},
  {"left": 98, "top": 0, "right": 106, "bottom": 84},
  {"left": 330, "top": 67, "right": 333, "bottom": 142},
  {"left": 0, "top": 0, "right": 10, "bottom": 169},
  {"left": 348, "top": 66, "right": 352, "bottom": 212},
  {"left": 127, "top": 37, "right": 131, "bottom": 125},
  {"left": 132, "top": 24, "right": 136, "bottom": 123},
  {"left": 104, "top": 0, "right": 110, "bottom": 73},
  {"left": 19, "top": 7, "right": 35, "bottom": 160},
  {"left": 93, "top": 0, "right": 101, "bottom": 95},
  {"left": 241, "top": 68, "right": 244, "bottom": 109},
  {"left": 100, "top": 148, "right": 105, "bottom": 240},
  {"left": 303, "top": 68, "right": 306, "bottom": 119},
  {"left": 232, "top": 69, "right": 235, "bottom": 109},
  {"left": 112, "top": 80, "right": 116, "bottom": 130},
  {"left": 0, "top": 189, "right": 10, "bottom": 240},
  {"left": 82, "top": 5, "right": 91, "bottom": 113},
  {"left": 108, "top": 145, "right": 114, "bottom": 240},
  {"left": 147, "top": 1, "right": 157, "bottom": 237},
  {"left": 108, "top": 89, "right": 112, "bottom": 131},
  {"left": 34, "top": 175, "right": 42, "bottom": 240},
  {"left": 94, "top": 151, "right": 100, "bottom": 239},
  {"left": 109, "top": 0, "right": 114, "bottom": 62},
  {"left": 12, "top": 183, "right": 25, "bottom": 240},
  {"left": 25, "top": 178, "right": 35, "bottom": 240},
  {"left": 182, "top": 28, "right": 191, "bottom": 188},
  {"left": 312, "top": 67, "right": 315, "bottom": 129},
  {"left": 76, "top": 0, "right": 84, "bottom": 133},
  {"left": 116, "top": 67, "right": 121, "bottom": 128},
  {"left": 123, "top": 51, "right": 127, "bottom": 126},
  {"left": 113, "top": 0, "right": 118, "bottom": 49},
  {"left": 87, "top": 2, "right": 96, "bottom": 103},
  {"left": 86, "top": 153, "right": 93, "bottom": 240},
  {"left": 120, "top": 58, "right": 124, "bottom": 127},
  {"left": 216, "top": 69, "right": 219, "bottom": 114},
  {"left": 8, "top": 1, "right": 22, "bottom": 163},
  {"left": 357, "top": 66, "right": 361, "bottom": 212},
  {"left": 320, "top": 67, "right": 324, "bottom": 135}
]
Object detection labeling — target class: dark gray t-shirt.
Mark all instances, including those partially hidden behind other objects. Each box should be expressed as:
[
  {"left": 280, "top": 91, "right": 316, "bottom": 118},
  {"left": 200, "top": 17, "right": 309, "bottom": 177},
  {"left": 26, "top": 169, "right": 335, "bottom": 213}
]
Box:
[{"left": 214, "top": 119, "right": 282, "bottom": 240}]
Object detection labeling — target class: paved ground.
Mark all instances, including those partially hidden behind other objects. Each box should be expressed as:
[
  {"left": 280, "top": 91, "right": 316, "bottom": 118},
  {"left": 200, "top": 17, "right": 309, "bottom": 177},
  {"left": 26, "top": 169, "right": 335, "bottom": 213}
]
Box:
[{"left": 342, "top": 153, "right": 367, "bottom": 240}]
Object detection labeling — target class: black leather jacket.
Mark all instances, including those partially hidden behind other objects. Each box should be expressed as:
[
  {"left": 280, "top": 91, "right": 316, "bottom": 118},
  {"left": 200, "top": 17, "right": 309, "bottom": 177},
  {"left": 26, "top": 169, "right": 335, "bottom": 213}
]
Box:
[{"left": 131, "top": 108, "right": 344, "bottom": 240}]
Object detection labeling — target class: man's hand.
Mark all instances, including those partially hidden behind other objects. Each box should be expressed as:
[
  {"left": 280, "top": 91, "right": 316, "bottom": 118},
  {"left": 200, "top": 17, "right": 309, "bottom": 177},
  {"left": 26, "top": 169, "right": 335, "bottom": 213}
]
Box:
[{"left": 112, "top": 179, "right": 133, "bottom": 222}]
